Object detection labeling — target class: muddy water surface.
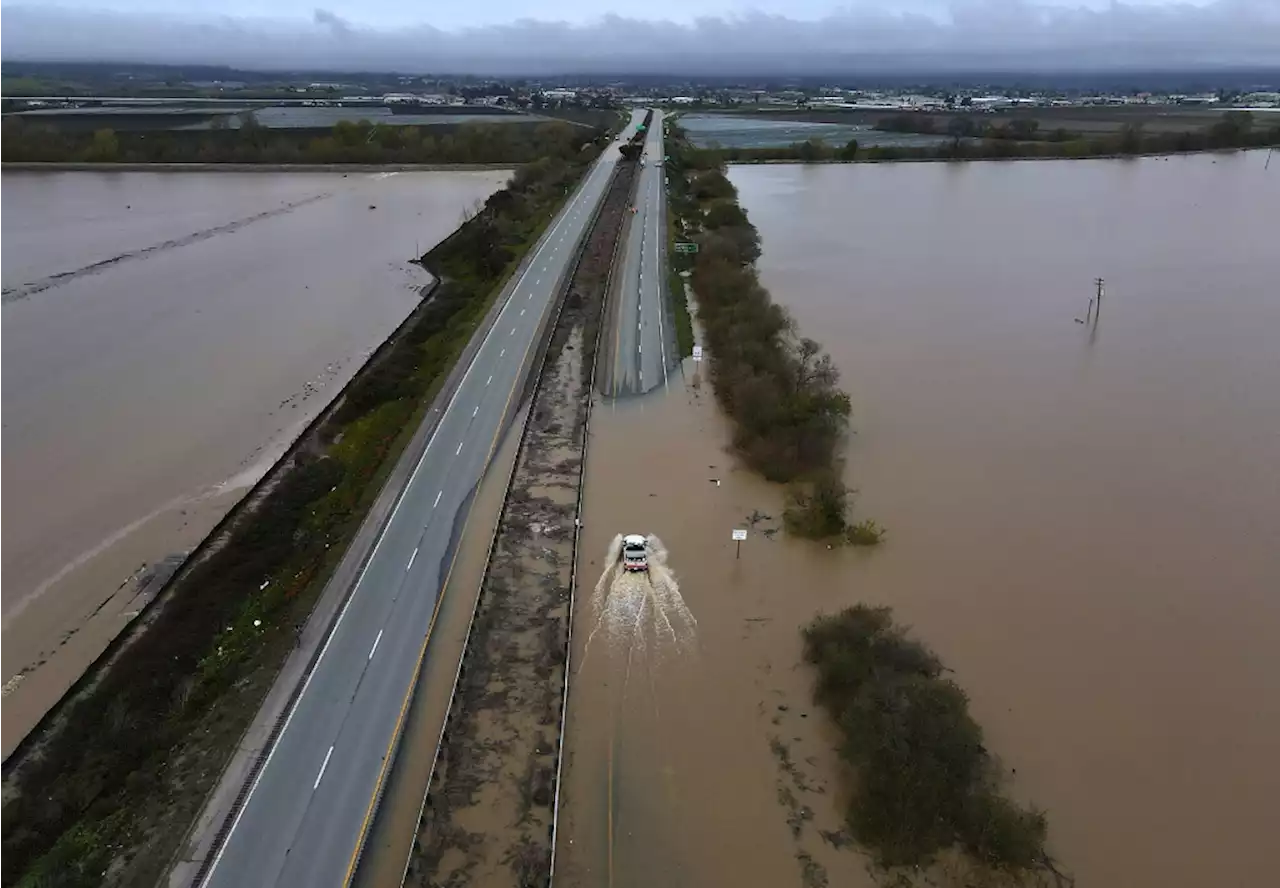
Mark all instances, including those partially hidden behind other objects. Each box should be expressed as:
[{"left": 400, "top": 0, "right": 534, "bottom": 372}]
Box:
[
  {"left": 559, "top": 373, "right": 872, "bottom": 888},
  {"left": 1, "top": 169, "right": 508, "bottom": 754},
  {"left": 560, "top": 151, "right": 1280, "bottom": 888}
]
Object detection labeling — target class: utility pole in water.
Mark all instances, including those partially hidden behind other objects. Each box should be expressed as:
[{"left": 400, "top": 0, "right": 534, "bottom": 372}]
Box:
[{"left": 1094, "top": 277, "right": 1104, "bottom": 322}]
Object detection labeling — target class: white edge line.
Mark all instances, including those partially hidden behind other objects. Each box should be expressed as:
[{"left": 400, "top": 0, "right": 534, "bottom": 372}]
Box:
[
  {"left": 313, "top": 745, "right": 335, "bottom": 789},
  {"left": 198, "top": 142, "right": 608, "bottom": 888}
]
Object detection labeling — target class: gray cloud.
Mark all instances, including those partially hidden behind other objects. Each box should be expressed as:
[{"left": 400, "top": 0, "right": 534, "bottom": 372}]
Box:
[{"left": 3, "top": 2, "right": 1279, "bottom": 75}]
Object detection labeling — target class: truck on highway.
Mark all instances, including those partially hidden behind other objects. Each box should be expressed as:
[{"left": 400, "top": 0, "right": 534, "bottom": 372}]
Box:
[{"left": 621, "top": 534, "right": 649, "bottom": 572}]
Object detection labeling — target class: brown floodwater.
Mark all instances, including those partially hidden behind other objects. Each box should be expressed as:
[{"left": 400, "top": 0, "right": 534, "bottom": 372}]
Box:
[
  {"left": 1, "top": 169, "right": 509, "bottom": 755},
  {"left": 558, "top": 151, "right": 1280, "bottom": 888}
]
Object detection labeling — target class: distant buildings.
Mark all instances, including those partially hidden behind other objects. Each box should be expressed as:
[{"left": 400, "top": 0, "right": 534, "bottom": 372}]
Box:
[{"left": 542, "top": 88, "right": 577, "bottom": 101}]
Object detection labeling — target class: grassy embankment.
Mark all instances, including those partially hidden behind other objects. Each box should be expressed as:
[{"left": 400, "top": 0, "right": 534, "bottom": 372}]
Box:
[
  {"left": 1, "top": 115, "right": 598, "bottom": 165},
  {"left": 664, "top": 148, "right": 697, "bottom": 358},
  {"left": 0, "top": 127, "right": 610, "bottom": 888},
  {"left": 665, "top": 121, "right": 880, "bottom": 543},
  {"left": 690, "top": 109, "right": 1279, "bottom": 165},
  {"left": 804, "top": 606, "right": 1068, "bottom": 885}
]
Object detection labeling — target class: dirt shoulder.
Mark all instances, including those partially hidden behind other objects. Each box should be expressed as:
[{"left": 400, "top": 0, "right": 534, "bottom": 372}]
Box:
[{"left": 401, "top": 158, "right": 637, "bottom": 888}]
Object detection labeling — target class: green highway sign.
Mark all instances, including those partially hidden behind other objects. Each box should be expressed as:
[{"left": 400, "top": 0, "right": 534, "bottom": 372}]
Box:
[{"left": 674, "top": 242, "right": 699, "bottom": 254}]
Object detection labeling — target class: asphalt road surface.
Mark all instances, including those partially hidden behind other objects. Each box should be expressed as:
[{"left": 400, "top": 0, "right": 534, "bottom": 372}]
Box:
[
  {"left": 606, "top": 109, "right": 674, "bottom": 396},
  {"left": 201, "top": 111, "right": 644, "bottom": 888}
]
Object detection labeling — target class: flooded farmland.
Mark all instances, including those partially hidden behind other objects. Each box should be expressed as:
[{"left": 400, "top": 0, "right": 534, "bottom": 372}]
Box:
[
  {"left": 1, "top": 169, "right": 509, "bottom": 754},
  {"left": 558, "top": 151, "right": 1280, "bottom": 888},
  {"left": 680, "top": 113, "right": 952, "bottom": 150}
]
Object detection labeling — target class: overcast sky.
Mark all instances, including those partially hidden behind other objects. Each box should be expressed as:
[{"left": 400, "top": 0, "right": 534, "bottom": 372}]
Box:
[{"left": 4, "top": 2, "right": 1279, "bottom": 75}]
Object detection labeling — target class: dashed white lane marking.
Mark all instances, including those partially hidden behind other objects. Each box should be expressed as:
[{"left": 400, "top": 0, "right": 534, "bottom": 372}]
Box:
[
  {"left": 197, "top": 145, "right": 621, "bottom": 881},
  {"left": 473, "top": 406, "right": 479, "bottom": 417},
  {"left": 368, "top": 629, "right": 384, "bottom": 660},
  {"left": 528, "top": 293, "right": 534, "bottom": 299},
  {"left": 510, "top": 327, "right": 516, "bottom": 336},
  {"left": 500, "top": 348, "right": 506, "bottom": 358},
  {"left": 406, "top": 548, "right": 417, "bottom": 571},
  {"left": 434, "top": 490, "right": 443, "bottom": 508},
  {"left": 520, "top": 308, "right": 526, "bottom": 316},
  {"left": 314, "top": 746, "right": 335, "bottom": 790},
  {"left": 486, "top": 375, "right": 493, "bottom": 386},
  {"left": 455, "top": 441, "right": 464, "bottom": 455}
]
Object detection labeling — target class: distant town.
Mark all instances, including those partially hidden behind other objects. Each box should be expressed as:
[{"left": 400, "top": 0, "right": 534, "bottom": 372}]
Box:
[{"left": 4, "top": 61, "right": 1279, "bottom": 123}]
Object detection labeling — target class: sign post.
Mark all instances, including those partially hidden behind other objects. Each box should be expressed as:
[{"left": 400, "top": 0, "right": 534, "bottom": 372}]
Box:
[{"left": 732, "top": 528, "right": 748, "bottom": 559}]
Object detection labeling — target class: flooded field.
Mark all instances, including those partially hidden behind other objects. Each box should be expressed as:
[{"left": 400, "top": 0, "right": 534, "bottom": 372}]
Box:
[
  {"left": 558, "top": 151, "right": 1280, "bottom": 887},
  {"left": 680, "top": 113, "right": 951, "bottom": 150},
  {"left": 1, "top": 169, "right": 508, "bottom": 754}
]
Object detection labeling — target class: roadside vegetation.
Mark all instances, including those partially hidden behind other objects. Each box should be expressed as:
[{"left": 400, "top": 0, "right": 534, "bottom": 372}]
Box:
[
  {"left": 666, "top": 122, "right": 875, "bottom": 542},
  {"left": 665, "top": 212, "right": 696, "bottom": 358},
  {"left": 1, "top": 115, "right": 600, "bottom": 165},
  {"left": 0, "top": 131, "right": 608, "bottom": 888},
  {"left": 804, "top": 606, "right": 1066, "bottom": 884},
  {"left": 692, "top": 109, "right": 1279, "bottom": 165}
]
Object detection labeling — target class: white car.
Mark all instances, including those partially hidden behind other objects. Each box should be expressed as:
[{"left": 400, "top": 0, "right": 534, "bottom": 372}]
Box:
[{"left": 621, "top": 534, "right": 648, "bottom": 572}]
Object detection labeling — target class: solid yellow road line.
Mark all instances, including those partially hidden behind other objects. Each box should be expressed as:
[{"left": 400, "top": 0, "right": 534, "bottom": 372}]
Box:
[{"left": 341, "top": 218, "right": 576, "bottom": 888}]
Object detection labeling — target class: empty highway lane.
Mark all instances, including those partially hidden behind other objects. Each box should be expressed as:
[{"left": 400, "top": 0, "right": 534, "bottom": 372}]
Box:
[
  {"left": 200, "top": 111, "right": 644, "bottom": 888},
  {"left": 605, "top": 109, "right": 674, "bottom": 397}
]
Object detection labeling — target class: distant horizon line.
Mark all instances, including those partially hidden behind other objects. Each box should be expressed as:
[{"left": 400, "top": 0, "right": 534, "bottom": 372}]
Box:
[{"left": 5, "top": 58, "right": 1280, "bottom": 83}]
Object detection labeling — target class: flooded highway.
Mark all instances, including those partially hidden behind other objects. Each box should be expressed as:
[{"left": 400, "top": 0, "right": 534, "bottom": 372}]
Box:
[
  {"left": 558, "top": 151, "right": 1280, "bottom": 887},
  {"left": 1, "top": 169, "right": 509, "bottom": 754}
]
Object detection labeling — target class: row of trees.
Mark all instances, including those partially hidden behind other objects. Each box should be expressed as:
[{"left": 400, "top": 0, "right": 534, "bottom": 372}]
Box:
[
  {"left": 671, "top": 138, "right": 870, "bottom": 541},
  {"left": 1, "top": 117, "right": 601, "bottom": 165},
  {"left": 877, "top": 109, "right": 1278, "bottom": 151},
  {"left": 698, "top": 110, "right": 1279, "bottom": 166}
]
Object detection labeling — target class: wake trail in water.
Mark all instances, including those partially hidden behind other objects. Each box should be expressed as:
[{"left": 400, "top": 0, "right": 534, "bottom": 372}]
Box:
[{"left": 583, "top": 534, "right": 698, "bottom": 679}]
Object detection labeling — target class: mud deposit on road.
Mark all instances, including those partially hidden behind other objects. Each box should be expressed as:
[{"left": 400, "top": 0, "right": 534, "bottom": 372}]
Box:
[{"left": 403, "top": 160, "right": 637, "bottom": 888}]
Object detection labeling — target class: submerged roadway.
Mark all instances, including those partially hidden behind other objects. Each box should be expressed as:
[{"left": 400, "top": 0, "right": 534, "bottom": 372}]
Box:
[
  {"left": 605, "top": 109, "right": 675, "bottom": 397},
  {"left": 199, "top": 111, "right": 644, "bottom": 888}
]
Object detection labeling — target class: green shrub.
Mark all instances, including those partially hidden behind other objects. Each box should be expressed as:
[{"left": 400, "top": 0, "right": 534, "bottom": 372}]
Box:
[
  {"left": 803, "top": 606, "right": 1055, "bottom": 875},
  {"left": 846, "top": 519, "right": 886, "bottom": 546},
  {"left": 784, "top": 472, "right": 851, "bottom": 539}
]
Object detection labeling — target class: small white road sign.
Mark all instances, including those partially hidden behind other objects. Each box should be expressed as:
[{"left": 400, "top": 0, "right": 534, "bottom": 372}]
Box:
[
  {"left": 692, "top": 345, "right": 704, "bottom": 362},
  {"left": 732, "top": 529, "right": 748, "bottom": 541}
]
